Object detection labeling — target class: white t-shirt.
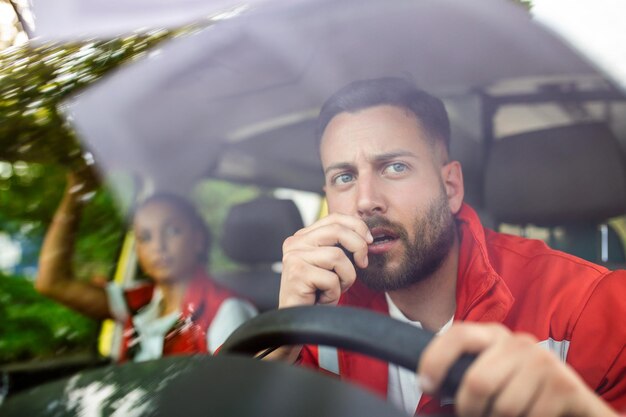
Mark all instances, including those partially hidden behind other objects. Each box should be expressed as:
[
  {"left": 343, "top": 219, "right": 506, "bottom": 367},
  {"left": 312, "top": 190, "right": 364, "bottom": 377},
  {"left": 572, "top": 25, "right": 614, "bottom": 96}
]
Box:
[{"left": 385, "top": 293, "right": 454, "bottom": 415}]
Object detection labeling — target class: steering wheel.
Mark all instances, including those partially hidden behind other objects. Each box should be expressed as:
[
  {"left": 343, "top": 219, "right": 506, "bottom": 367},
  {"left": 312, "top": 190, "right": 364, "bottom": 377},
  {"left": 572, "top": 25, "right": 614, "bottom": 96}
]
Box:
[
  {"left": 1, "top": 306, "right": 472, "bottom": 417},
  {"left": 220, "top": 305, "right": 474, "bottom": 398}
]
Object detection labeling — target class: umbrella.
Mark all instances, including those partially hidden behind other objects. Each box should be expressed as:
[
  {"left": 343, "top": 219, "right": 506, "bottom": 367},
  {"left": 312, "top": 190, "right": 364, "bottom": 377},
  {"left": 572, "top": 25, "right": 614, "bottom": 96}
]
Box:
[{"left": 63, "top": 0, "right": 625, "bottom": 203}]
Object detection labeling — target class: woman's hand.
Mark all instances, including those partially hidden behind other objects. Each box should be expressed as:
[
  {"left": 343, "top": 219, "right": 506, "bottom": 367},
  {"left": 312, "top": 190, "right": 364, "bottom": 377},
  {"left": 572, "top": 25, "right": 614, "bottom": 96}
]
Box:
[{"left": 35, "top": 169, "right": 111, "bottom": 320}]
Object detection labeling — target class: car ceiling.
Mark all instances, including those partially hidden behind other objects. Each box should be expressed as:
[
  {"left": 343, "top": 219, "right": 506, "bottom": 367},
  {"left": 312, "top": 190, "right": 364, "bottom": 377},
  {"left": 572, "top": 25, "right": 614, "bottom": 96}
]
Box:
[{"left": 66, "top": 0, "right": 626, "bottom": 208}]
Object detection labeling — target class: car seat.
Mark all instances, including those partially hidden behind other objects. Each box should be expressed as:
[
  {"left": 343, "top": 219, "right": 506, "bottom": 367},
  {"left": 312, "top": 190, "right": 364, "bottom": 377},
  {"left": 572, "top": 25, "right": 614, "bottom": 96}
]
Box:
[
  {"left": 213, "top": 196, "right": 305, "bottom": 311},
  {"left": 483, "top": 122, "right": 626, "bottom": 267}
]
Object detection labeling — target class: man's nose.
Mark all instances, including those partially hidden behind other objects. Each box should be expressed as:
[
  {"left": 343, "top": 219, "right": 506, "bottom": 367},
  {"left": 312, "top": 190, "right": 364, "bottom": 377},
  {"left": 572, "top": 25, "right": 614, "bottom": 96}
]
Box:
[{"left": 356, "top": 174, "right": 386, "bottom": 217}]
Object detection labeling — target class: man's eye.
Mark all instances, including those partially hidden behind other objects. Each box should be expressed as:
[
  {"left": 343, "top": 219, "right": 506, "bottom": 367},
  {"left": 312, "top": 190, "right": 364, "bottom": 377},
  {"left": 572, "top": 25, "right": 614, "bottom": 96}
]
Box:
[
  {"left": 384, "top": 162, "right": 407, "bottom": 174},
  {"left": 333, "top": 173, "right": 354, "bottom": 185}
]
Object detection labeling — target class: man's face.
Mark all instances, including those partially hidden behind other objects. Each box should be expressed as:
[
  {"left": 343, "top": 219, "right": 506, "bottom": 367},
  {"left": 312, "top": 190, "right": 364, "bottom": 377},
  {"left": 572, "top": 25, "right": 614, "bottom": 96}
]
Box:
[{"left": 320, "top": 105, "right": 460, "bottom": 291}]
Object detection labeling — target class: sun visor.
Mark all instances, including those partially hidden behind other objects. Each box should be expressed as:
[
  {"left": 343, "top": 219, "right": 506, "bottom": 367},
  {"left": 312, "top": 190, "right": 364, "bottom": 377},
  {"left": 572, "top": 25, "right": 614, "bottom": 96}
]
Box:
[{"left": 484, "top": 122, "right": 626, "bottom": 225}]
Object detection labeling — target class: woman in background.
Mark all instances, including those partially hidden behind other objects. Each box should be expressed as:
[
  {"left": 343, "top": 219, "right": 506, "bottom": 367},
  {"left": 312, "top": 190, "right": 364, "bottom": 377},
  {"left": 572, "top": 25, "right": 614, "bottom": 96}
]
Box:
[{"left": 36, "top": 172, "right": 257, "bottom": 362}]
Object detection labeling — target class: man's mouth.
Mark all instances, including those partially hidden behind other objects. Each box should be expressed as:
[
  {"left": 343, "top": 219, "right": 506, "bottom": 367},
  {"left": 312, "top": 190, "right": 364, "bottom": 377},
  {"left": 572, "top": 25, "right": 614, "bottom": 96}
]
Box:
[{"left": 369, "top": 227, "right": 399, "bottom": 246}]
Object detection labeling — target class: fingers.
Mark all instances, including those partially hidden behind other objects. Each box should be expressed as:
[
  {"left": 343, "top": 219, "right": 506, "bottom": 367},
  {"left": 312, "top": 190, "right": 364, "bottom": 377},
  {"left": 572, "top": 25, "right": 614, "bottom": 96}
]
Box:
[
  {"left": 279, "top": 260, "right": 350, "bottom": 307},
  {"left": 293, "top": 213, "right": 373, "bottom": 268},
  {"left": 485, "top": 351, "right": 545, "bottom": 417},
  {"left": 419, "top": 322, "right": 510, "bottom": 393},
  {"left": 280, "top": 213, "right": 372, "bottom": 308},
  {"left": 294, "top": 212, "right": 372, "bottom": 241},
  {"left": 260, "top": 345, "right": 303, "bottom": 364},
  {"left": 419, "top": 322, "right": 620, "bottom": 417},
  {"left": 524, "top": 358, "right": 618, "bottom": 417},
  {"left": 455, "top": 332, "right": 539, "bottom": 417},
  {"left": 65, "top": 168, "right": 99, "bottom": 202}
]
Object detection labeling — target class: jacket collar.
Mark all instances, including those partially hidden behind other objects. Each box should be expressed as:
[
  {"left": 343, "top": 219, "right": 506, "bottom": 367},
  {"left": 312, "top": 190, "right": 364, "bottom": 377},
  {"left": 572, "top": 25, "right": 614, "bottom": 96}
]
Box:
[
  {"left": 453, "top": 203, "right": 514, "bottom": 323},
  {"left": 418, "top": 204, "right": 515, "bottom": 414}
]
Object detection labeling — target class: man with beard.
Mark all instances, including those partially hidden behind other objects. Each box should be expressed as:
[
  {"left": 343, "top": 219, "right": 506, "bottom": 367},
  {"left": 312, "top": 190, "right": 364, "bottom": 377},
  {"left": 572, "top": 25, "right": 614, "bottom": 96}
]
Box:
[{"left": 276, "top": 77, "right": 626, "bottom": 416}]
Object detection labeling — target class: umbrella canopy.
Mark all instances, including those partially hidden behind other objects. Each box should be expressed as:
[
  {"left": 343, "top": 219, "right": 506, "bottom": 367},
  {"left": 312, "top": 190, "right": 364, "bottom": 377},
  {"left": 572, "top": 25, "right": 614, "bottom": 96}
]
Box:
[{"left": 65, "top": 0, "right": 625, "bottom": 202}]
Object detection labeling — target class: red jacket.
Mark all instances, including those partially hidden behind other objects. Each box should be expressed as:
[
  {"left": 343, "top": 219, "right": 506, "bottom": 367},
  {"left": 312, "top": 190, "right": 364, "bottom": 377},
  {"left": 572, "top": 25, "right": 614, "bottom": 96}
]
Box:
[
  {"left": 118, "top": 269, "right": 244, "bottom": 361},
  {"left": 299, "top": 203, "right": 626, "bottom": 414}
]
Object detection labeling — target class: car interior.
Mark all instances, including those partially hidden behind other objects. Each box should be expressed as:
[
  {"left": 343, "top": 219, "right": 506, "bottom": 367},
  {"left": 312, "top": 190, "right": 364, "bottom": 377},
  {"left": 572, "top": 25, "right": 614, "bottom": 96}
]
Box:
[
  {"left": 214, "top": 196, "right": 305, "bottom": 312},
  {"left": 484, "top": 121, "right": 626, "bottom": 268},
  {"left": 2, "top": 0, "right": 626, "bottom": 415}
]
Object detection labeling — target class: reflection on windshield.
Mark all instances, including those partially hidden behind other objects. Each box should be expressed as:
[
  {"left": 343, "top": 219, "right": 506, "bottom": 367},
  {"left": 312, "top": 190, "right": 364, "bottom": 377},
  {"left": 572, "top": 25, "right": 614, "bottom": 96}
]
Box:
[{"left": 0, "top": 25, "right": 198, "bottom": 366}]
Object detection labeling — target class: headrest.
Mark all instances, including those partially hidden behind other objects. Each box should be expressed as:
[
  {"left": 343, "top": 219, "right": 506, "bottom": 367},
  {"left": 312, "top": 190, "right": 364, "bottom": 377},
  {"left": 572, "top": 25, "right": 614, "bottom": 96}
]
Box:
[
  {"left": 484, "top": 122, "right": 626, "bottom": 225},
  {"left": 221, "top": 197, "right": 305, "bottom": 264}
]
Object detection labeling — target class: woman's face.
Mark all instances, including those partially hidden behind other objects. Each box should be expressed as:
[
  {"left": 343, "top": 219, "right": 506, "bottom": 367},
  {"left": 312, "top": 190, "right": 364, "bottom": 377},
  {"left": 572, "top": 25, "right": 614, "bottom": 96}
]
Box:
[{"left": 133, "top": 200, "right": 203, "bottom": 284}]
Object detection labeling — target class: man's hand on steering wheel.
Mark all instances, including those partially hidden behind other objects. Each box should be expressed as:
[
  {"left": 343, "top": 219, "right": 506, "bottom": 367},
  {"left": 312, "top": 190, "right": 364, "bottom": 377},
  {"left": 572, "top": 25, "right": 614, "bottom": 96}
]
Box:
[{"left": 419, "top": 322, "right": 619, "bottom": 417}]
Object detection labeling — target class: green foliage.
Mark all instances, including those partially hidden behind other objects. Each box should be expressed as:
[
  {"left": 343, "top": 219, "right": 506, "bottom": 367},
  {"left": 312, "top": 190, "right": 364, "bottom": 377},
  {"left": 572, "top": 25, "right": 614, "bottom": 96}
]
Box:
[
  {"left": 0, "top": 181, "right": 124, "bottom": 363},
  {"left": 0, "top": 161, "right": 124, "bottom": 276},
  {"left": 0, "top": 162, "right": 65, "bottom": 236},
  {"left": 0, "top": 31, "right": 177, "bottom": 168},
  {"left": 0, "top": 272, "right": 99, "bottom": 364},
  {"left": 0, "top": 29, "right": 187, "bottom": 364}
]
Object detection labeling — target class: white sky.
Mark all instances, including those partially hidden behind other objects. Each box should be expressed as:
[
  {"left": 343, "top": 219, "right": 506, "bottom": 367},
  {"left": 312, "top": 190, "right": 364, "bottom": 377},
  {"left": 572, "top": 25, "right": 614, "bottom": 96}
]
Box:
[
  {"left": 0, "top": 233, "right": 21, "bottom": 271},
  {"left": 532, "top": 0, "right": 626, "bottom": 90}
]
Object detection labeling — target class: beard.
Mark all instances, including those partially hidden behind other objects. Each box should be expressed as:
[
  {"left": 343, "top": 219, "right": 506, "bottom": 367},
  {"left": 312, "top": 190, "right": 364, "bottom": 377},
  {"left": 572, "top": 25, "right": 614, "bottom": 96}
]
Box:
[{"left": 357, "top": 189, "right": 456, "bottom": 292}]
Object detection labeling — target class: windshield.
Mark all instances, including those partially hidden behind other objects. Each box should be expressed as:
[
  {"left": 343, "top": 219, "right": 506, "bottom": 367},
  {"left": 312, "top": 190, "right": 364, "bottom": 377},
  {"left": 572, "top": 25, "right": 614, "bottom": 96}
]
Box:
[{"left": 1, "top": 0, "right": 625, "bottom": 415}]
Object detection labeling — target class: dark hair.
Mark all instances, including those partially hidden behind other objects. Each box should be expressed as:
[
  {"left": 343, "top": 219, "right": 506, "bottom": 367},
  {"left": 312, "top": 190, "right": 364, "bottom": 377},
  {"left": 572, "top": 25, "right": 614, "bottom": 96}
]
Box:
[
  {"left": 317, "top": 77, "right": 450, "bottom": 152},
  {"left": 133, "top": 193, "right": 212, "bottom": 265}
]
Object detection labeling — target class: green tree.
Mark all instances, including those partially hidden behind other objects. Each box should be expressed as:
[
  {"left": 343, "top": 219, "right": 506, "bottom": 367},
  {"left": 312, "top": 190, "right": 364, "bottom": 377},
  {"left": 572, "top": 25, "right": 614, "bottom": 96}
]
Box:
[
  {"left": 0, "top": 272, "right": 99, "bottom": 362},
  {"left": 0, "top": 31, "right": 183, "bottom": 363}
]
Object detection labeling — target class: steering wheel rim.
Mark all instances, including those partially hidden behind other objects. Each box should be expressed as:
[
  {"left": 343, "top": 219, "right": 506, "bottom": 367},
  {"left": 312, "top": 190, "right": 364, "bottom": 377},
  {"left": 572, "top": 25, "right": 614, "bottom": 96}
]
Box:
[
  {"left": 1, "top": 306, "right": 465, "bottom": 417},
  {"left": 220, "top": 305, "right": 474, "bottom": 398}
]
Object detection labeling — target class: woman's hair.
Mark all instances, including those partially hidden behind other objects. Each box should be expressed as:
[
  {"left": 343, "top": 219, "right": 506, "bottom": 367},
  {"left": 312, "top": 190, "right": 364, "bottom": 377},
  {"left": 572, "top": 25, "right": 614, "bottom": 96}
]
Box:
[{"left": 132, "top": 193, "right": 212, "bottom": 265}]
